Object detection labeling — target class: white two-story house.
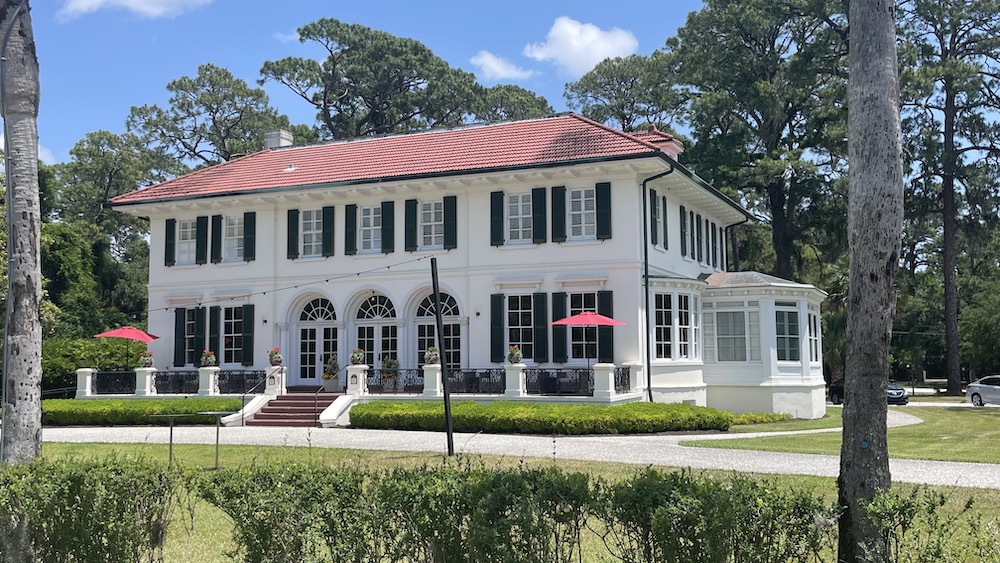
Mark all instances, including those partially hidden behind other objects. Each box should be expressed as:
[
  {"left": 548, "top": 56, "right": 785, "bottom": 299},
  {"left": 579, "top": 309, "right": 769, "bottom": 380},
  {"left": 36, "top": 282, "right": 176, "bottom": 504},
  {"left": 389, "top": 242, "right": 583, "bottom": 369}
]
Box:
[{"left": 111, "top": 113, "right": 826, "bottom": 418}]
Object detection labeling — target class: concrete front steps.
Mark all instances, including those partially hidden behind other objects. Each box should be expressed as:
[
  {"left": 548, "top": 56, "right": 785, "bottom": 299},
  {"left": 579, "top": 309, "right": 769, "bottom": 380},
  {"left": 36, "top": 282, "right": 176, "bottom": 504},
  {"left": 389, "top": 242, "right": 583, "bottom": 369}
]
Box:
[{"left": 246, "top": 388, "right": 342, "bottom": 427}]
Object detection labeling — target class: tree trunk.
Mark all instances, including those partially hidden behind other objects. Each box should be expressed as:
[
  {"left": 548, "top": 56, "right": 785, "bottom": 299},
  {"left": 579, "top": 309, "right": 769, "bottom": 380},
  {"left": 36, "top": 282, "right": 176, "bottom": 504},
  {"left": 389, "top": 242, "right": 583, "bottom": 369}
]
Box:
[
  {"left": 767, "top": 181, "right": 794, "bottom": 280},
  {"left": 941, "top": 87, "right": 962, "bottom": 395},
  {"left": 1, "top": 0, "right": 42, "bottom": 465},
  {"left": 839, "top": 0, "right": 903, "bottom": 561}
]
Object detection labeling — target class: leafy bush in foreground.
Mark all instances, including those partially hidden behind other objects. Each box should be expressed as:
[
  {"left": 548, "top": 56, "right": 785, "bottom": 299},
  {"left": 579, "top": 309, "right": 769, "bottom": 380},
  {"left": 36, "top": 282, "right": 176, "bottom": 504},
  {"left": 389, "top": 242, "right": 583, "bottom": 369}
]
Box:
[
  {"left": 41, "top": 397, "right": 243, "bottom": 426},
  {"left": 348, "top": 400, "right": 735, "bottom": 434}
]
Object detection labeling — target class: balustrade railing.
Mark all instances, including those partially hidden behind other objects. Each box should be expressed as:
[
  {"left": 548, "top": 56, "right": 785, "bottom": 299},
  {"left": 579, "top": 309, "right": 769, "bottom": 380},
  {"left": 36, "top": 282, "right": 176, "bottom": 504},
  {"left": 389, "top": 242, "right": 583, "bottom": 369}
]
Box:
[
  {"left": 217, "top": 370, "right": 267, "bottom": 394},
  {"left": 151, "top": 370, "right": 199, "bottom": 394},
  {"left": 524, "top": 368, "right": 594, "bottom": 396},
  {"left": 93, "top": 371, "right": 137, "bottom": 395},
  {"left": 614, "top": 366, "right": 631, "bottom": 394},
  {"left": 366, "top": 368, "right": 423, "bottom": 394},
  {"left": 448, "top": 368, "right": 505, "bottom": 394}
]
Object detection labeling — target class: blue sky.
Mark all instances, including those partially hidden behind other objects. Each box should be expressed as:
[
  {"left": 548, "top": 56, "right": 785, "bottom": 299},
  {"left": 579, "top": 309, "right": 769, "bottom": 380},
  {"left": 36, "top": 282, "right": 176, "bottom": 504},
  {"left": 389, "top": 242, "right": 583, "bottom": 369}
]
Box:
[{"left": 32, "top": 0, "right": 703, "bottom": 163}]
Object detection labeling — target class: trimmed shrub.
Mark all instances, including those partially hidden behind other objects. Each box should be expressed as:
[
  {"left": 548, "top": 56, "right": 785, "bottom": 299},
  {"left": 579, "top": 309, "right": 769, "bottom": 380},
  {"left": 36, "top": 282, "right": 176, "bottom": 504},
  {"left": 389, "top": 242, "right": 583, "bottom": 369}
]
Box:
[
  {"left": 348, "top": 400, "right": 734, "bottom": 434},
  {"left": 42, "top": 397, "right": 244, "bottom": 426},
  {"left": 731, "top": 411, "right": 794, "bottom": 425},
  {"left": 0, "top": 457, "right": 190, "bottom": 562},
  {"left": 42, "top": 337, "right": 138, "bottom": 391}
]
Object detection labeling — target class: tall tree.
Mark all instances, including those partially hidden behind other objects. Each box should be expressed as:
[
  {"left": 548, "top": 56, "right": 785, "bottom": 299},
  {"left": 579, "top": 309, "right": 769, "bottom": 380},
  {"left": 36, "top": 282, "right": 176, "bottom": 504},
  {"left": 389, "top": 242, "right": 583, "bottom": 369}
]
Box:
[
  {"left": 838, "top": 0, "right": 903, "bottom": 560},
  {"left": 1, "top": 0, "right": 42, "bottom": 471},
  {"left": 128, "top": 63, "right": 308, "bottom": 167},
  {"left": 475, "top": 84, "right": 553, "bottom": 122},
  {"left": 898, "top": 0, "right": 1000, "bottom": 394},
  {"left": 662, "top": 0, "right": 848, "bottom": 281}
]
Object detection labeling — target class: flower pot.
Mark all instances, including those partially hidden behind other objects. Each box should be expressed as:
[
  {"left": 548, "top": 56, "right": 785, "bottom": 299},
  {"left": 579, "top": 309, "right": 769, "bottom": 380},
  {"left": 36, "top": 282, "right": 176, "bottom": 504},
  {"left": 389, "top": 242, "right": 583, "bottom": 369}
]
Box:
[
  {"left": 139, "top": 357, "right": 154, "bottom": 368},
  {"left": 322, "top": 376, "right": 339, "bottom": 392},
  {"left": 270, "top": 353, "right": 283, "bottom": 366}
]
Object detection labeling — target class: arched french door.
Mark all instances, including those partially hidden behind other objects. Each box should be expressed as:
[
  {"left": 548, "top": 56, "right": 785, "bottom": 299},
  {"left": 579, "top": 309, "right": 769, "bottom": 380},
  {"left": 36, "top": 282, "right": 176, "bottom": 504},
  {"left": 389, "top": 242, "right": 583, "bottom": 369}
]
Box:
[
  {"left": 355, "top": 295, "right": 398, "bottom": 368},
  {"left": 416, "top": 293, "right": 461, "bottom": 368},
  {"left": 294, "top": 298, "right": 338, "bottom": 387}
]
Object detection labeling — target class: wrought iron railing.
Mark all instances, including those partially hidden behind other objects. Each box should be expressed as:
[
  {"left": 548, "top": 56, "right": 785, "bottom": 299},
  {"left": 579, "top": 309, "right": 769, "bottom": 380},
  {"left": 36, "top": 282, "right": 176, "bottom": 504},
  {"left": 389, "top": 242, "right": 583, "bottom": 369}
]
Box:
[
  {"left": 524, "top": 368, "right": 594, "bottom": 396},
  {"left": 93, "top": 370, "right": 137, "bottom": 395},
  {"left": 217, "top": 370, "right": 267, "bottom": 394},
  {"left": 151, "top": 370, "right": 199, "bottom": 394},
  {"left": 448, "top": 368, "right": 505, "bottom": 394},
  {"left": 367, "top": 368, "right": 423, "bottom": 394},
  {"left": 614, "top": 366, "right": 631, "bottom": 394}
]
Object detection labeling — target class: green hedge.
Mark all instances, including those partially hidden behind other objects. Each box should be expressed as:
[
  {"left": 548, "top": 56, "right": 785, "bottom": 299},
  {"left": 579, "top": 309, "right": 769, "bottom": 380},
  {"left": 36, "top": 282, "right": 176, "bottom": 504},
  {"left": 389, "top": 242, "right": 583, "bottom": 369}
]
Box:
[
  {"left": 41, "top": 397, "right": 244, "bottom": 426},
  {"left": 348, "top": 400, "right": 735, "bottom": 434},
  {"left": 41, "top": 337, "right": 145, "bottom": 391}
]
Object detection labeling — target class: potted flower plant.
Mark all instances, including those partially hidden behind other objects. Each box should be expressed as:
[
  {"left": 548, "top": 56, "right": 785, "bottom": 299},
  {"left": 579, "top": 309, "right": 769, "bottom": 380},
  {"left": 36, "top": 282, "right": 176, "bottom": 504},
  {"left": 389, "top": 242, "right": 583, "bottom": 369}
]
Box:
[
  {"left": 382, "top": 355, "right": 399, "bottom": 376},
  {"left": 507, "top": 344, "right": 523, "bottom": 363},
  {"left": 200, "top": 349, "right": 217, "bottom": 367},
  {"left": 322, "top": 356, "right": 340, "bottom": 391},
  {"left": 138, "top": 350, "right": 154, "bottom": 368},
  {"left": 350, "top": 348, "right": 366, "bottom": 365},
  {"left": 423, "top": 346, "right": 440, "bottom": 365},
  {"left": 268, "top": 346, "right": 283, "bottom": 366}
]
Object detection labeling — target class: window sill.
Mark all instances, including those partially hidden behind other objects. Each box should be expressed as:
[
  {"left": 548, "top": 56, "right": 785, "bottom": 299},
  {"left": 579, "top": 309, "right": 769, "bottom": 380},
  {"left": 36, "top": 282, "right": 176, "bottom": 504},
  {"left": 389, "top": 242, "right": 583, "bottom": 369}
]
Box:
[
  {"left": 559, "top": 238, "right": 603, "bottom": 246},
  {"left": 498, "top": 242, "right": 539, "bottom": 250}
]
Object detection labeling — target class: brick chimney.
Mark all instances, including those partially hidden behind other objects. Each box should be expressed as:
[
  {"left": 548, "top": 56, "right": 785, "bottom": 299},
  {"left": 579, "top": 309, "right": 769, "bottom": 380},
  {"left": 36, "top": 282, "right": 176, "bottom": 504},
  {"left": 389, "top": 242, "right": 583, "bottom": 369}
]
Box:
[{"left": 263, "top": 130, "right": 293, "bottom": 150}]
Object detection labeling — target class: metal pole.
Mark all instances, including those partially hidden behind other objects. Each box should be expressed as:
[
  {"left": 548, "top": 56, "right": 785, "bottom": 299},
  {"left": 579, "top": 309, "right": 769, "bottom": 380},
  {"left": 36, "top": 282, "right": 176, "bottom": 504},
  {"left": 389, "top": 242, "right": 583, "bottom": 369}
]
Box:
[
  {"left": 0, "top": 0, "right": 29, "bottom": 463},
  {"left": 430, "top": 257, "right": 454, "bottom": 456}
]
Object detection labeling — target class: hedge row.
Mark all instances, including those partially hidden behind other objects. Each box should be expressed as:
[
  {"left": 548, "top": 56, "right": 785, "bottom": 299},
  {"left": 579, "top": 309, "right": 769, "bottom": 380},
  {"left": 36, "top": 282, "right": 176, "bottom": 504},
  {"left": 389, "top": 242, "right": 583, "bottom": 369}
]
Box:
[
  {"left": 41, "top": 397, "right": 244, "bottom": 426},
  {"left": 0, "top": 459, "right": 988, "bottom": 562},
  {"left": 348, "top": 400, "right": 741, "bottom": 434}
]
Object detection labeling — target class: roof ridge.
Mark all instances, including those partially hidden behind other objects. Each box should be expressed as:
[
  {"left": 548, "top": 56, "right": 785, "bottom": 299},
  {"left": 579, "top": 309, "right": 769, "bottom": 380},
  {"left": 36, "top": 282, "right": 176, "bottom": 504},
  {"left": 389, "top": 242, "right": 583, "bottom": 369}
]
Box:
[{"left": 567, "top": 113, "right": 664, "bottom": 153}]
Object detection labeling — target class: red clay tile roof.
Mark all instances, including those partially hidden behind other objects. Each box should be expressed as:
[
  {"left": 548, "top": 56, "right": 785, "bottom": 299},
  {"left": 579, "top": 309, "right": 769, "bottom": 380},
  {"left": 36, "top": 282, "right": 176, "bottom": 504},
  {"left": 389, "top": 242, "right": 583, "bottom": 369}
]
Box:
[{"left": 111, "top": 113, "right": 667, "bottom": 205}]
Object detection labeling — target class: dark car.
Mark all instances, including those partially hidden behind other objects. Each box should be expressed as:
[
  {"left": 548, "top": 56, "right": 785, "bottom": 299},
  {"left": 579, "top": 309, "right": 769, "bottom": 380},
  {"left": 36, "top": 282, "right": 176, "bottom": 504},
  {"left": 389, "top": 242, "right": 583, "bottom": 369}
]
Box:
[{"left": 828, "top": 381, "right": 909, "bottom": 405}]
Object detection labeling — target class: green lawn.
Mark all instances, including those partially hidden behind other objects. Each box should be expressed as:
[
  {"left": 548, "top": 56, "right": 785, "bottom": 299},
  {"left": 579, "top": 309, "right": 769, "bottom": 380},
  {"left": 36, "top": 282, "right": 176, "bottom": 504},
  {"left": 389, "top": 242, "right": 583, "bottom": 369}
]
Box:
[
  {"left": 730, "top": 407, "right": 843, "bottom": 433},
  {"left": 685, "top": 406, "right": 1000, "bottom": 463}
]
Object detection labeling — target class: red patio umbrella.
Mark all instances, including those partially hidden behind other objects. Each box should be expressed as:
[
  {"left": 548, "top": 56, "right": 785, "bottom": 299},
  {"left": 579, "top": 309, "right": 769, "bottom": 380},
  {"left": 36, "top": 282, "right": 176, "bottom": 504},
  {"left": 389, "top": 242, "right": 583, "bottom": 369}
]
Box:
[
  {"left": 551, "top": 312, "right": 625, "bottom": 368},
  {"left": 94, "top": 326, "right": 158, "bottom": 368}
]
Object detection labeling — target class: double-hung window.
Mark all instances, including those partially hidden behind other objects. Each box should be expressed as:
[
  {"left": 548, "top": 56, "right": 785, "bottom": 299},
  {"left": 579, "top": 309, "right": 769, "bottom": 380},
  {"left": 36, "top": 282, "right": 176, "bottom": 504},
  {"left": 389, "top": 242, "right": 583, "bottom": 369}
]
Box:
[
  {"left": 776, "top": 308, "right": 800, "bottom": 361},
  {"left": 176, "top": 220, "right": 197, "bottom": 265},
  {"left": 808, "top": 311, "right": 820, "bottom": 363},
  {"left": 569, "top": 291, "right": 598, "bottom": 360},
  {"left": 223, "top": 306, "right": 244, "bottom": 364},
  {"left": 654, "top": 294, "right": 672, "bottom": 359},
  {"left": 507, "top": 193, "right": 533, "bottom": 243},
  {"left": 359, "top": 205, "right": 382, "bottom": 253},
  {"left": 420, "top": 200, "right": 445, "bottom": 249},
  {"left": 716, "top": 312, "right": 748, "bottom": 361},
  {"left": 223, "top": 216, "right": 244, "bottom": 262},
  {"left": 506, "top": 295, "right": 534, "bottom": 360},
  {"left": 301, "top": 209, "right": 323, "bottom": 257},
  {"left": 569, "top": 187, "right": 596, "bottom": 239}
]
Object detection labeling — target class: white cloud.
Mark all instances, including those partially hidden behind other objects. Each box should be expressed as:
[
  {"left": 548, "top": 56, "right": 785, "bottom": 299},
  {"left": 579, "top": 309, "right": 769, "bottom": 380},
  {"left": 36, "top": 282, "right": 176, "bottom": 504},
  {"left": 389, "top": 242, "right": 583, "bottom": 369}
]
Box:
[
  {"left": 273, "top": 30, "right": 300, "bottom": 43},
  {"left": 523, "top": 16, "right": 638, "bottom": 77},
  {"left": 58, "top": 0, "right": 213, "bottom": 20},
  {"left": 37, "top": 144, "right": 56, "bottom": 165},
  {"left": 470, "top": 50, "right": 536, "bottom": 81}
]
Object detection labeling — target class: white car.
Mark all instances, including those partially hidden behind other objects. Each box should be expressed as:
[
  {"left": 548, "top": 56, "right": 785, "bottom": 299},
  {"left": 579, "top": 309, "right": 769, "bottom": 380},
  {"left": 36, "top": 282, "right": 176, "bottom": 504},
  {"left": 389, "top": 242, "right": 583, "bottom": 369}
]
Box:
[{"left": 966, "top": 375, "right": 1000, "bottom": 406}]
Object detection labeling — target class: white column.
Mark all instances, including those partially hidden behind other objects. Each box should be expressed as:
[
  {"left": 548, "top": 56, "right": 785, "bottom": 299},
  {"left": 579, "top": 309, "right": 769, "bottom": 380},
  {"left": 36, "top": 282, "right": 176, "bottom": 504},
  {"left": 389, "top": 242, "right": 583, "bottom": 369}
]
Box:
[
  {"left": 346, "top": 365, "right": 368, "bottom": 396},
  {"left": 504, "top": 363, "right": 526, "bottom": 397},
  {"left": 798, "top": 300, "right": 811, "bottom": 380},
  {"left": 75, "top": 368, "right": 95, "bottom": 399},
  {"left": 422, "top": 364, "right": 442, "bottom": 397},
  {"left": 135, "top": 367, "right": 156, "bottom": 396},
  {"left": 264, "top": 365, "right": 287, "bottom": 395},
  {"left": 759, "top": 298, "right": 778, "bottom": 382},
  {"left": 593, "top": 363, "right": 615, "bottom": 400},
  {"left": 198, "top": 366, "right": 220, "bottom": 396}
]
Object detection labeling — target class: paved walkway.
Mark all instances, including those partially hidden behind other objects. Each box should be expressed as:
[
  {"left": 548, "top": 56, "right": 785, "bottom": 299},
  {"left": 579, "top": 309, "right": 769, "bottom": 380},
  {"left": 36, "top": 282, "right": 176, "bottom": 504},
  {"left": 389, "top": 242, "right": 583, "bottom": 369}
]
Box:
[{"left": 41, "top": 409, "right": 1000, "bottom": 490}]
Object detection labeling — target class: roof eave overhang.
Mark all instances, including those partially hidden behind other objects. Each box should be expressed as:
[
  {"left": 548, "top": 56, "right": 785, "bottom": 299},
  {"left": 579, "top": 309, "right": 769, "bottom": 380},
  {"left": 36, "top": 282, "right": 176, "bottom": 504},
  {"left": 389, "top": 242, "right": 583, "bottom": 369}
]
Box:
[{"left": 653, "top": 153, "right": 753, "bottom": 227}]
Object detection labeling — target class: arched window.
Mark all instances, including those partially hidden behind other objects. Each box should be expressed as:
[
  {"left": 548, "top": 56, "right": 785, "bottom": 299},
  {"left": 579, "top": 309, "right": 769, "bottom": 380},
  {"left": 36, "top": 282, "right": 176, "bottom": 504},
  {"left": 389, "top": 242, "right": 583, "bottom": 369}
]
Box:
[
  {"left": 416, "top": 293, "right": 461, "bottom": 367},
  {"left": 355, "top": 295, "right": 397, "bottom": 367},
  {"left": 297, "top": 298, "right": 338, "bottom": 382},
  {"left": 357, "top": 295, "right": 396, "bottom": 320},
  {"left": 300, "top": 298, "right": 337, "bottom": 322}
]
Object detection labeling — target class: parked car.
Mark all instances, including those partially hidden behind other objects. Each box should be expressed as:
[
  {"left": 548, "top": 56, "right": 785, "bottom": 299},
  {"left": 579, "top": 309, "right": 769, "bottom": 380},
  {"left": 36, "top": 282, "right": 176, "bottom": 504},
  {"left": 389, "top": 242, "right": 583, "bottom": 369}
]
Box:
[
  {"left": 828, "top": 381, "right": 909, "bottom": 405},
  {"left": 966, "top": 375, "right": 1000, "bottom": 406}
]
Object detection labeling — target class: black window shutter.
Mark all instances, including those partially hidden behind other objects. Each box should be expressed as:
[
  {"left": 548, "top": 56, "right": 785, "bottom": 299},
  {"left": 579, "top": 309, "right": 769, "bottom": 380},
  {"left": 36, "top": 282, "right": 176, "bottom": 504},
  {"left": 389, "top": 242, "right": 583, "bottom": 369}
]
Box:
[
  {"left": 287, "top": 209, "right": 300, "bottom": 259},
  {"left": 322, "top": 206, "right": 335, "bottom": 257},
  {"left": 711, "top": 222, "right": 718, "bottom": 267},
  {"left": 195, "top": 307, "right": 208, "bottom": 359},
  {"left": 173, "top": 308, "right": 186, "bottom": 366},
  {"left": 532, "top": 292, "right": 548, "bottom": 362},
  {"left": 242, "top": 304, "right": 255, "bottom": 366},
  {"left": 720, "top": 226, "right": 726, "bottom": 270},
  {"left": 404, "top": 199, "right": 418, "bottom": 251},
  {"left": 531, "top": 187, "right": 547, "bottom": 244},
  {"left": 597, "top": 290, "right": 614, "bottom": 363},
  {"left": 444, "top": 195, "right": 457, "bottom": 249},
  {"left": 196, "top": 216, "right": 209, "bottom": 265},
  {"left": 650, "top": 189, "right": 659, "bottom": 246},
  {"left": 165, "top": 219, "right": 176, "bottom": 266},
  {"left": 689, "top": 211, "right": 696, "bottom": 259},
  {"left": 345, "top": 204, "right": 358, "bottom": 255},
  {"left": 679, "top": 205, "right": 687, "bottom": 256},
  {"left": 208, "top": 307, "right": 220, "bottom": 361},
  {"left": 381, "top": 201, "right": 394, "bottom": 253},
  {"left": 596, "top": 182, "right": 612, "bottom": 240},
  {"left": 552, "top": 292, "right": 568, "bottom": 363},
  {"left": 490, "top": 191, "right": 504, "bottom": 246},
  {"left": 210, "top": 215, "right": 223, "bottom": 263},
  {"left": 662, "top": 196, "right": 669, "bottom": 249},
  {"left": 551, "top": 186, "right": 566, "bottom": 242},
  {"left": 490, "top": 293, "right": 505, "bottom": 363},
  {"left": 696, "top": 214, "right": 703, "bottom": 262},
  {"left": 243, "top": 212, "right": 256, "bottom": 261}
]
